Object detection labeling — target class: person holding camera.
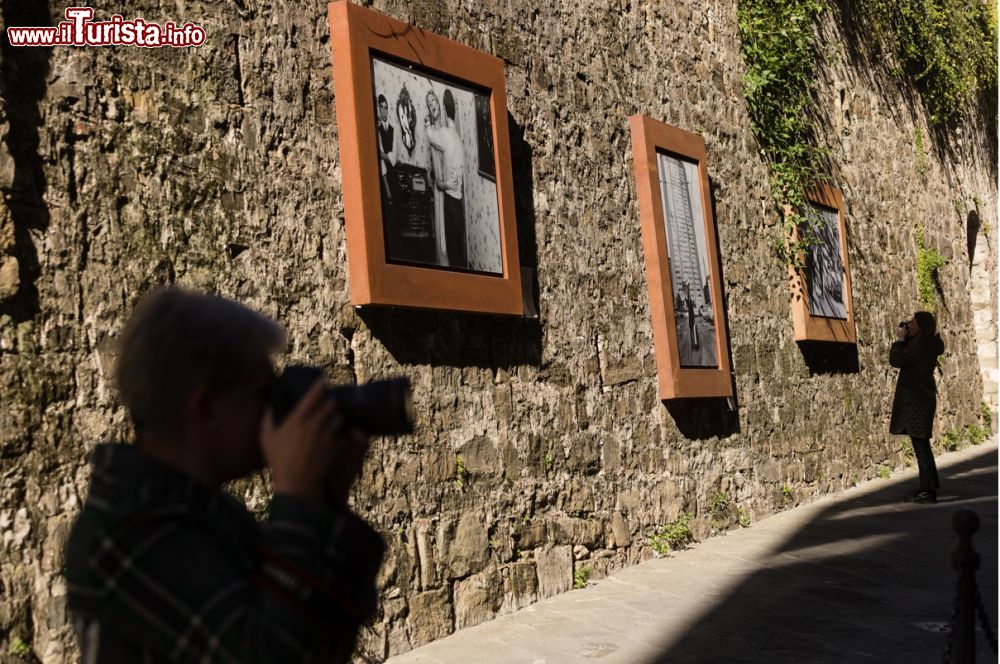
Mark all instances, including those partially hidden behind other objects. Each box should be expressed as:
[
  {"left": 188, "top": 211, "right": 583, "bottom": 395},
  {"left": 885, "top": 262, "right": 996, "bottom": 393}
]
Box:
[
  {"left": 64, "top": 288, "right": 385, "bottom": 662},
  {"left": 889, "top": 311, "right": 945, "bottom": 504}
]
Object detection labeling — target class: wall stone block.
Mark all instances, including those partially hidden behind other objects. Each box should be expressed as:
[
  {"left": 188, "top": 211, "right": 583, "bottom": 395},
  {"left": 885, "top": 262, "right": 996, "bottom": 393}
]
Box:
[
  {"left": 535, "top": 544, "right": 573, "bottom": 600},
  {"left": 454, "top": 568, "right": 504, "bottom": 629},
  {"left": 407, "top": 587, "right": 453, "bottom": 647}
]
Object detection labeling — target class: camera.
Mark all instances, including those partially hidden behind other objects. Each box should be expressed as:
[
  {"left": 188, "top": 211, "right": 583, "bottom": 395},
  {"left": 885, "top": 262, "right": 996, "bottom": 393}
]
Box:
[
  {"left": 267, "top": 365, "right": 413, "bottom": 436},
  {"left": 899, "top": 321, "right": 911, "bottom": 339}
]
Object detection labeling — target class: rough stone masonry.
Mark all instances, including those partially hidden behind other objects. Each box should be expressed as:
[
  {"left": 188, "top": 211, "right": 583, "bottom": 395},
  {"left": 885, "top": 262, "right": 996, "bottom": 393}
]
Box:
[{"left": 0, "top": 1, "right": 996, "bottom": 662}]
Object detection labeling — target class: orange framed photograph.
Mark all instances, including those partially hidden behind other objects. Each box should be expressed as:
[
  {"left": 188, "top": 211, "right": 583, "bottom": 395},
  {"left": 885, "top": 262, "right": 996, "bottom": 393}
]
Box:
[
  {"left": 327, "top": 1, "right": 522, "bottom": 315},
  {"left": 628, "top": 115, "right": 733, "bottom": 400},
  {"left": 787, "top": 185, "right": 857, "bottom": 343}
]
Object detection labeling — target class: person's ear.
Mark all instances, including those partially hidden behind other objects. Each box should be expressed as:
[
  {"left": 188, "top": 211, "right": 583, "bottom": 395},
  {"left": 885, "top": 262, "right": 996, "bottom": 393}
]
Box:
[{"left": 184, "top": 387, "right": 218, "bottom": 432}]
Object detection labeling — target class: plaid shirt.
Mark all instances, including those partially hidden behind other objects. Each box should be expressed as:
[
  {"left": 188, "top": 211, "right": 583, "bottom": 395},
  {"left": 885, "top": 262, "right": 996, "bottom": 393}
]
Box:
[{"left": 64, "top": 444, "right": 384, "bottom": 663}]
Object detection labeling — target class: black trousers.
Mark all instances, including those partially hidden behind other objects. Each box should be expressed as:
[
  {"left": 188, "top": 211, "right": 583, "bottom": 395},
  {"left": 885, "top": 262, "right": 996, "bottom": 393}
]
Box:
[
  {"left": 443, "top": 194, "right": 467, "bottom": 269},
  {"left": 911, "top": 436, "right": 939, "bottom": 491}
]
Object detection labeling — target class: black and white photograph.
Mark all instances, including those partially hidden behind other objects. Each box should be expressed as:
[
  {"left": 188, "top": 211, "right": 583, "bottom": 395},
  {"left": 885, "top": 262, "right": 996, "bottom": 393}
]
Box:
[
  {"left": 371, "top": 55, "right": 503, "bottom": 275},
  {"left": 656, "top": 151, "right": 718, "bottom": 368},
  {"left": 804, "top": 203, "right": 847, "bottom": 319}
]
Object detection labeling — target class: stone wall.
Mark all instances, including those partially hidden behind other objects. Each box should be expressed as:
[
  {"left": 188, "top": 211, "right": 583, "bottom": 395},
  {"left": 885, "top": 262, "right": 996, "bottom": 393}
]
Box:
[{"left": 0, "top": 1, "right": 995, "bottom": 661}]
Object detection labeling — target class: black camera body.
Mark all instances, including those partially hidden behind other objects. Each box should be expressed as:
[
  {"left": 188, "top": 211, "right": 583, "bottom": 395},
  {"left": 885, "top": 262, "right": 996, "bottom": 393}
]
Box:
[
  {"left": 267, "top": 365, "right": 413, "bottom": 436},
  {"left": 899, "top": 320, "right": 912, "bottom": 339}
]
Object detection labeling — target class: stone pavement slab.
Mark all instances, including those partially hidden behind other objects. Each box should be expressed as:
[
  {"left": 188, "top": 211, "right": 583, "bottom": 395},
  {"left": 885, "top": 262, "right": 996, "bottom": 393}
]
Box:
[{"left": 386, "top": 443, "right": 998, "bottom": 664}]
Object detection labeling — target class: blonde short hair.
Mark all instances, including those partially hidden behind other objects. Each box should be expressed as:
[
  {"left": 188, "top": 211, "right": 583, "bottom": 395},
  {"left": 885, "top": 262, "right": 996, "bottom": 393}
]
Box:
[{"left": 115, "top": 287, "right": 286, "bottom": 435}]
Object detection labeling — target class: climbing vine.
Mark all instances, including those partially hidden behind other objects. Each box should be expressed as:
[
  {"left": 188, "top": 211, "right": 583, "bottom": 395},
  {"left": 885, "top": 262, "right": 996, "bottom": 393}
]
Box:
[
  {"left": 916, "top": 226, "right": 946, "bottom": 310},
  {"left": 738, "top": 0, "right": 996, "bottom": 266},
  {"left": 857, "top": 0, "right": 997, "bottom": 124},
  {"left": 737, "top": 0, "right": 829, "bottom": 267}
]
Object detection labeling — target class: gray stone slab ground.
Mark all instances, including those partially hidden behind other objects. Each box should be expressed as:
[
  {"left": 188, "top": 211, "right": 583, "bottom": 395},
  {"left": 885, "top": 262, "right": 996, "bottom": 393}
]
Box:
[{"left": 386, "top": 443, "right": 998, "bottom": 664}]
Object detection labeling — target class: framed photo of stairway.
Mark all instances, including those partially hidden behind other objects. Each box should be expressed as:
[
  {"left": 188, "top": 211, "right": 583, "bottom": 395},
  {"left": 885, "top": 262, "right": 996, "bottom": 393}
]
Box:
[
  {"left": 628, "top": 115, "right": 733, "bottom": 400},
  {"left": 327, "top": 1, "right": 523, "bottom": 315},
  {"left": 786, "top": 185, "right": 857, "bottom": 343}
]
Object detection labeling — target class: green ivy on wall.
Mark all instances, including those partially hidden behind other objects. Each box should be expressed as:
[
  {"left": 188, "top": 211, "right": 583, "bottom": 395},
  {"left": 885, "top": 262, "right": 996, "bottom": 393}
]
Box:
[
  {"left": 916, "top": 226, "right": 946, "bottom": 310},
  {"left": 857, "top": 0, "right": 998, "bottom": 124},
  {"left": 737, "top": 0, "right": 828, "bottom": 267},
  {"left": 737, "top": 0, "right": 996, "bottom": 266}
]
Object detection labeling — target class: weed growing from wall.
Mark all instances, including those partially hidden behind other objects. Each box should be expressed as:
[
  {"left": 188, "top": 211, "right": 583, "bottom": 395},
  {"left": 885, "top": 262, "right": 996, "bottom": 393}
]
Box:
[
  {"left": 916, "top": 226, "right": 946, "bottom": 310},
  {"left": 913, "top": 125, "right": 928, "bottom": 176},
  {"left": 648, "top": 513, "right": 694, "bottom": 555},
  {"left": 941, "top": 429, "right": 962, "bottom": 451},
  {"left": 454, "top": 455, "right": 466, "bottom": 490},
  {"left": 900, "top": 438, "right": 916, "bottom": 465},
  {"left": 8, "top": 637, "right": 31, "bottom": 659},
  {"left": 708, "top": 491, "right": 733, "bottom": 534},
  {"left": 780, "top": 484, "right": 794, "bottom": 502},
  {"left": 965, "top": 422, "right": 989, "bottom": 445}
]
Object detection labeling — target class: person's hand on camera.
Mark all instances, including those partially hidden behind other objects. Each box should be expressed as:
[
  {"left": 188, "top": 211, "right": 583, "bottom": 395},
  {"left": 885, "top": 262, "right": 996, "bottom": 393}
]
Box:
[
  {"left": 260, "top": 376, "right": 340, "bottom": 505},
  {"left": 897, "top": 324, "right": 908, "bottom": 342}
]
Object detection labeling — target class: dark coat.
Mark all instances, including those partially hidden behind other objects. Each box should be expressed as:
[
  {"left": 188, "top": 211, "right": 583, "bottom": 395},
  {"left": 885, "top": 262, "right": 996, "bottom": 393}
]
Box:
[{"left": 889, "top": 334, "right": 945, "bottom": 439}]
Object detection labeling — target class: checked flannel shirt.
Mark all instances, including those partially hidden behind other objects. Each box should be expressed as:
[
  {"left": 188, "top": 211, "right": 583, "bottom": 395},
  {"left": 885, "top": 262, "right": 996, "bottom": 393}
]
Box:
[{"left": 64, "top": 443, "right": 385, "bottom": 663}]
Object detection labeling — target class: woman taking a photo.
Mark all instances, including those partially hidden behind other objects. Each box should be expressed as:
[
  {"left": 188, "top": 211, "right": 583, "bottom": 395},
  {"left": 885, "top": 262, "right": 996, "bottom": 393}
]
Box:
[{"left": 889, "top": 311, "right": 945, "bottom": 503}]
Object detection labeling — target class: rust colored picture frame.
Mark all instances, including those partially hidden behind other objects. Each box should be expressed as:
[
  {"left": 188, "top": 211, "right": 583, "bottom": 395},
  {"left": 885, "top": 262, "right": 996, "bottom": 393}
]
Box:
[
  {"left": 787, "top": 185, "right": 857, "bottom": 343},
  {"left": 328, "top": 1, "right": 522, "bottom": 315},
  {"left": 628, "top": 115, "right": 733, "bottom": 400}
]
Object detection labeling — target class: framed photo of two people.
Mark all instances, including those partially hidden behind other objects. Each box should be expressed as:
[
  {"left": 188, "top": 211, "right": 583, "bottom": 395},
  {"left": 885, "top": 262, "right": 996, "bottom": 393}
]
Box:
[
  {"left": 629, "top": 116, "right": 733, "bottom": 400},
  {"left": 328, "top": 1, "right": 522, "bottom": 315}
]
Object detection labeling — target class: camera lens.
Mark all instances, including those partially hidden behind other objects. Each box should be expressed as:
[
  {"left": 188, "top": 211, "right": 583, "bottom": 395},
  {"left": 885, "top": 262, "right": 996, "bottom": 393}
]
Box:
[{"left": 267, "top": 365, "right": 413, "bottom": 436}]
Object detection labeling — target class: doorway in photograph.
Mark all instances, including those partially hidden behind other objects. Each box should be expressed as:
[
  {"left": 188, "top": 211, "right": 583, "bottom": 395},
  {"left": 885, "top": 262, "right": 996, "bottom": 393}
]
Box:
[
  {"left": 370, "top": 54, "right": 503, "bottom": 275},
  {"left": 804, "top": 202, "right": 847, "bottom": 319},
  {"left": 656, "top": 150, "right": 718, "bottom": 368}
]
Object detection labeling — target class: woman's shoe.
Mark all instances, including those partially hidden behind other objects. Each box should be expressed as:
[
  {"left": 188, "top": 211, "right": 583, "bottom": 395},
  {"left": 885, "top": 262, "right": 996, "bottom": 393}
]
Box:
[{"left": 914, "top": 490, "right": 937, "bottom": 504}]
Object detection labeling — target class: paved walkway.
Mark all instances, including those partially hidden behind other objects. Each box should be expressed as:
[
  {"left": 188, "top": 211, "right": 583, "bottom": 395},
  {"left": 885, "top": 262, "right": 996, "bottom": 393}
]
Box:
[{"left": 387, "top": 443, "right": 998, "bottom": 664}]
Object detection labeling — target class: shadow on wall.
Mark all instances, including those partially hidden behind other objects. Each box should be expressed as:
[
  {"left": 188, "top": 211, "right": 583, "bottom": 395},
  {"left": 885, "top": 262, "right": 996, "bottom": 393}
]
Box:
[
  {"left": 664, "top": 180, "right": 741, "bottom": 441},
  {"left": 358, "top": 113, "right": 542, "bottom": 369},
  {"left": 649, "top": 447, "right": 998, "bottom": 663},
  {"left": 967, "top": 209, "right": 981, "bottom": 269},
  {"left": 797, "top": 340, "right": 860, "bottom": 375},
  {"left": 0, "top": 0, "right": 52, "bottom": 322}
]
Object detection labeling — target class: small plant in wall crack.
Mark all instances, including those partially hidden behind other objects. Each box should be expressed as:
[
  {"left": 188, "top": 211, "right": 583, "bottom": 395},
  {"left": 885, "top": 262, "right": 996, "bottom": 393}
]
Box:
[
  {"left": 709, "top": 490, "right": 731, "bottom": 534},
  {"left": 648, "top": 512, "right": 695, "bottom": 556},
  {"left": 8, "top": 637, "right": 31, "bottom": 659},
  {"left": 900, "top": 438, "right": 915, "bottom": 465},
  {"left": 916, "top": 226, "right": 946, "bottom": 311},
  {"left": 780, "top": 484, "right": 794, "bottom": 502},
  {"left": 454, "top": 455, "right": 466, "bottom": 490},
  {"left": 913, "top": 125, "right": 928, "bottom": 176},
  {"left": 965, "top": 423, "right": 989, "bottom": 445},
  {"left": 941, "top": 429, "right": 961, "bottom": 452},
  {"left": 573, "top": 564, "right": 592, "bottom": 590},
  {"left": 876, "top": 465, "right": 891, "bottom": 479}
]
